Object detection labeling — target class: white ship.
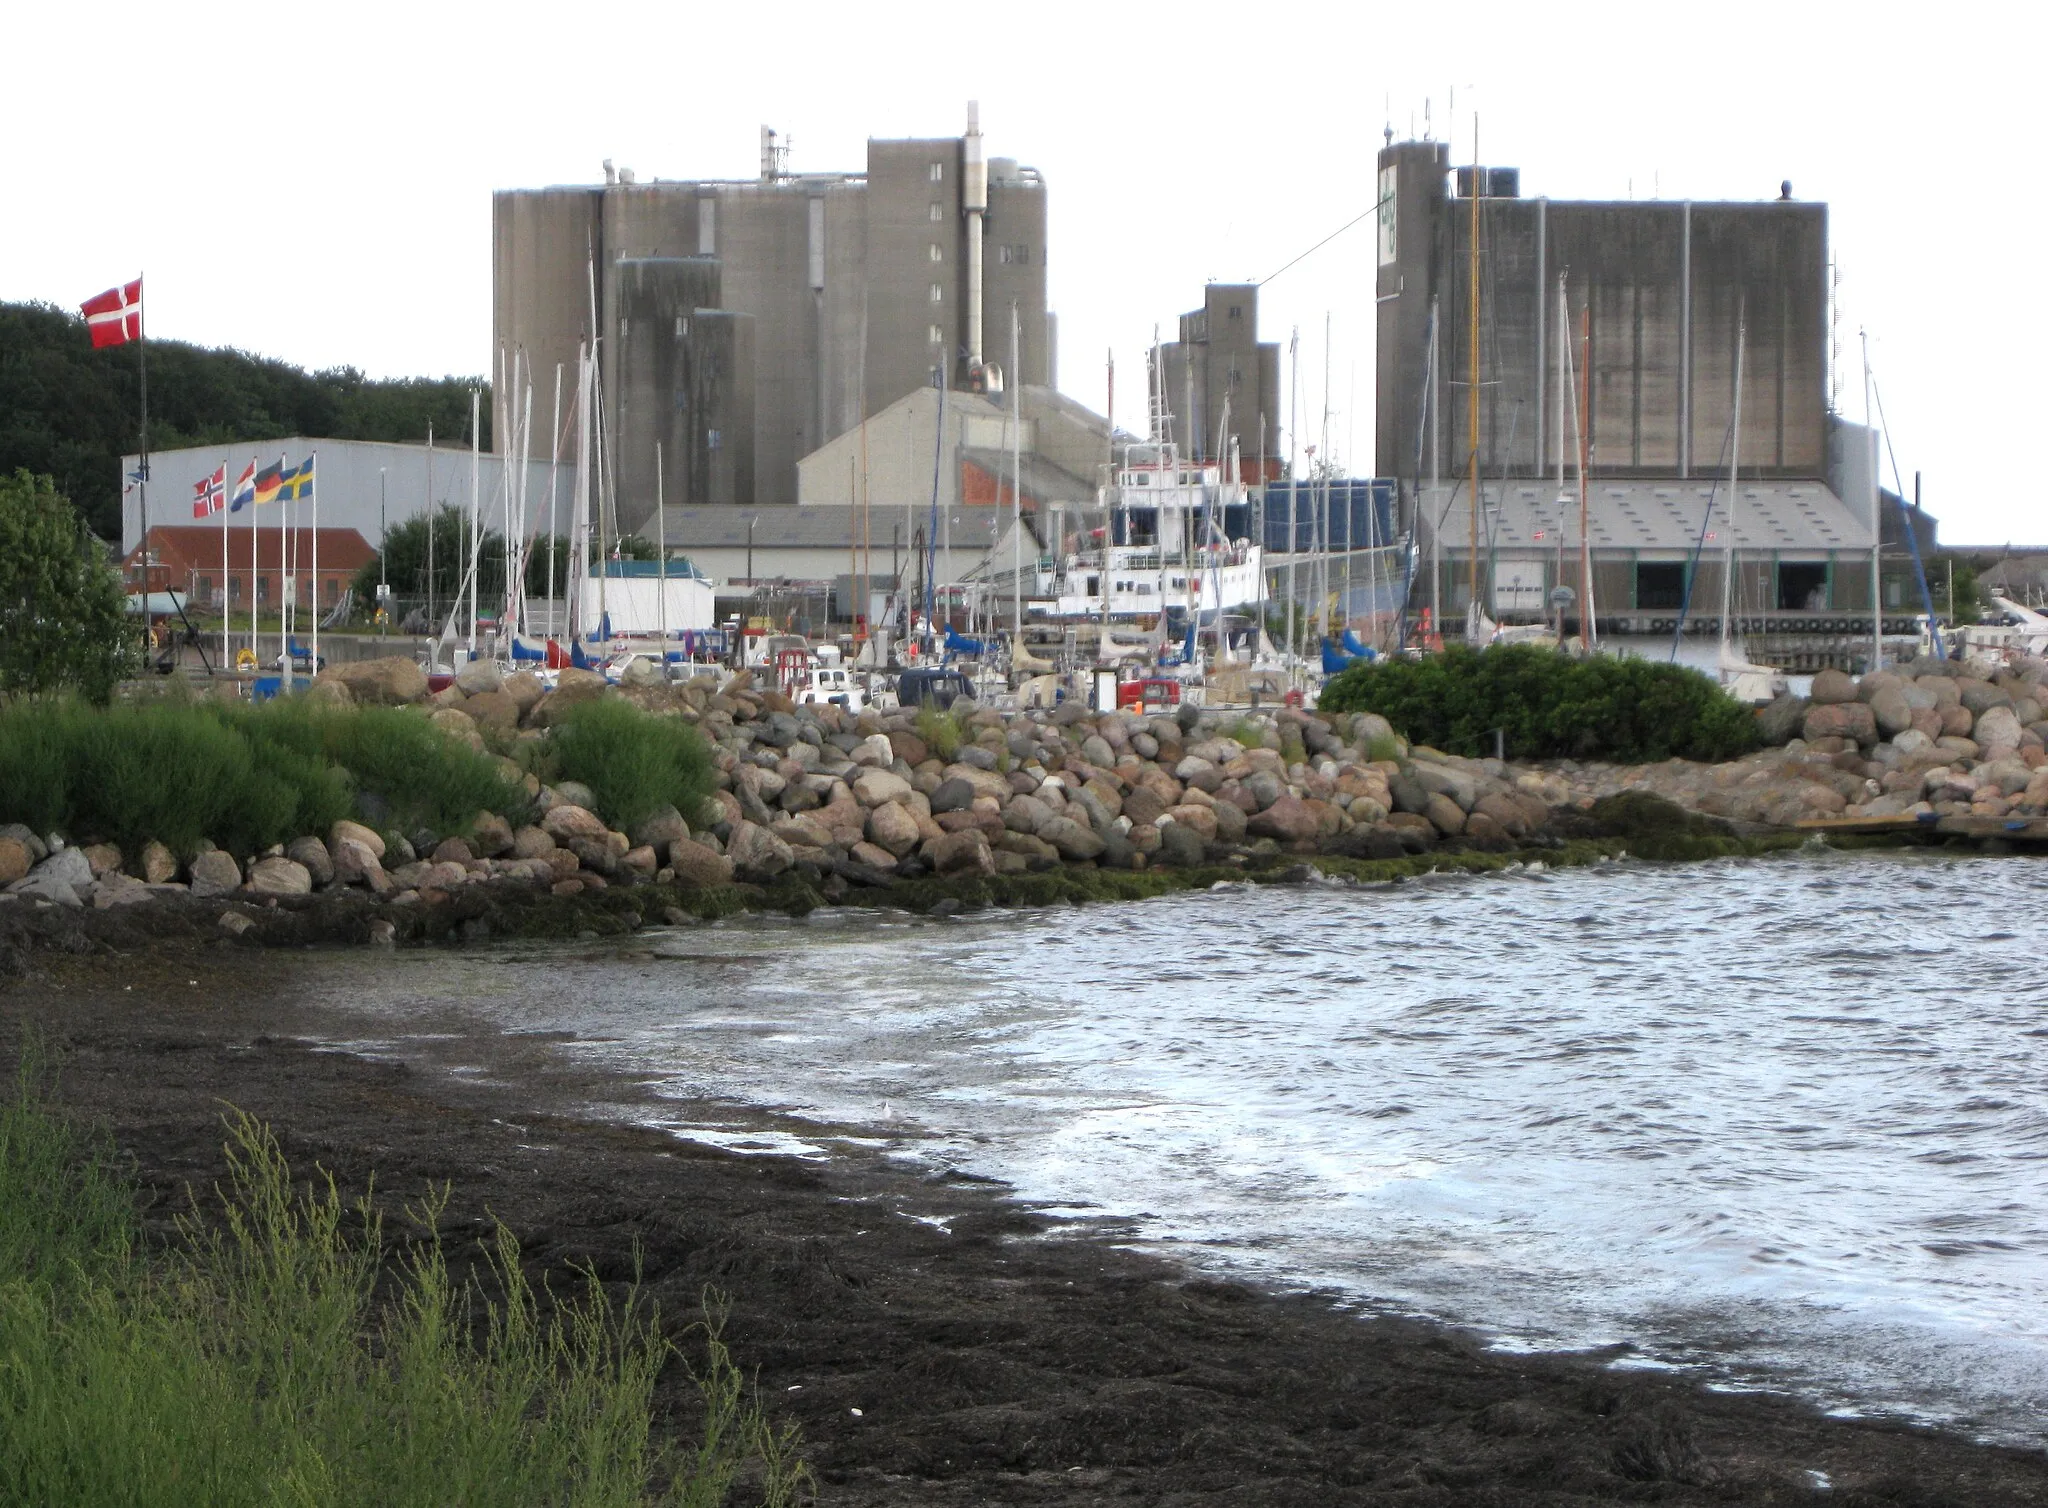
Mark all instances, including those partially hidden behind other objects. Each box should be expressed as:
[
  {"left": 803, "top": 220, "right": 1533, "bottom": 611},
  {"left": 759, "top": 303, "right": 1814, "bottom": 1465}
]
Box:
[{"left": 1049, "top": 442, "right": 1265, "bottom": 623}]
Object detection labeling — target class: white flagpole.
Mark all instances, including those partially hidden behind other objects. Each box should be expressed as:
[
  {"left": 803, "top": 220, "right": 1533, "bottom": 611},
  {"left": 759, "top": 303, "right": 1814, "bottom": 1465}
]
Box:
[
  {"left": 278, "top": 454, "right": 291, "bottom": 690},
  {"left": 247, "top": 461, "right": 258, "bottom": 670},
  {"left": 310, "top": 451, "right": 320, "bottom": 676},
  {"left": 218, "top": 464, "right": 229, "bottom": 673},
  {"left": 656, "top": 441, "right": 668, "bottom": 678},
  {"left": 468, "top": 388, "right": 481, "bottom": 662}
]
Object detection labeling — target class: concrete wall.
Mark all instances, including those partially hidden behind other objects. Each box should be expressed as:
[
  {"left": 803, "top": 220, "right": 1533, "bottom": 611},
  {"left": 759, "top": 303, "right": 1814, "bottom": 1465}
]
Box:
[
  {"left": 796, "top": 386, "right": 1101, "bottom": 512},
  {"left": 1157, "top": 284, "right": 1279, "bottom": 463},
  {"left": 1376, "top": 139, "right": 1828, "bottom": 486}
]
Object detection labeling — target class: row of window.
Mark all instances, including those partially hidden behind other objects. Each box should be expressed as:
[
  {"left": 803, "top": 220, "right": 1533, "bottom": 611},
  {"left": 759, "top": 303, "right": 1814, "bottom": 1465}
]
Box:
[{"left": 928, "top": 242, "right": 1032, "bottom": 263}]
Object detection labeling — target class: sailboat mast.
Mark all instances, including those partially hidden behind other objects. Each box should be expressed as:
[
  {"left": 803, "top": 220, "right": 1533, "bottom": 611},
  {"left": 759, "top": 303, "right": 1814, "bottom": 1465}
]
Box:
[
  {"left": 1467, "top": 117, "right": 1482, "bottom": 627},
  {"left": 546, "top": 363, "right": 562, "bottom": 638},
  {"left": 1863, "top": 328, "right": 1881, "bottom": 672},
  {"left": 657, "top": 441, "right": 668, "bottom": 675},
  {"left": 1577, "top": 302, "right": 1595, "bottom": 649},
  {"left": 1718, "top": 318, "right": 1746, "bottom": 668}
]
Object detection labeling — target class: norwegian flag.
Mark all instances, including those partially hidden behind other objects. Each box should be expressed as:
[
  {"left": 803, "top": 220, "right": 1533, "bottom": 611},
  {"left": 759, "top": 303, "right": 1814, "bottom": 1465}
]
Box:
[
  {"left": 191, "top": 463, "right": 227, "bottom": 518},
  {"left": 81, "top": 278, "right": 143, "bottom": 348}
]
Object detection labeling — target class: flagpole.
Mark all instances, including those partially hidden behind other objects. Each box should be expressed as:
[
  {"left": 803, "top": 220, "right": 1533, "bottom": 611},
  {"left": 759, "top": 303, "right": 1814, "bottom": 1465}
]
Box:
[
  {"left": 137, "top": 272, "right": 149, "bottom": 597},
  {"left": 311, "top": 452, "right": 320, "bottom": 677},
  {"left": 468, "top": 388, "right": 481, "bottom": 663},
  {"left": 278, "top": 454, "right": 291, "bottom": 690},
  {"left": 248, "top": 461, "right": 258, "bottom": 670},
  {"left": 219, "top": 464, "right": 229, "bottom": 673}
]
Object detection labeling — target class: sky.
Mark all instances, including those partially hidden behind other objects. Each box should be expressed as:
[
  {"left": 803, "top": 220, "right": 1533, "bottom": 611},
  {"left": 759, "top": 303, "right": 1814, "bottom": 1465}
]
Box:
[{"left": 5, "top": 0, "right": 2037, "bottom": 544}]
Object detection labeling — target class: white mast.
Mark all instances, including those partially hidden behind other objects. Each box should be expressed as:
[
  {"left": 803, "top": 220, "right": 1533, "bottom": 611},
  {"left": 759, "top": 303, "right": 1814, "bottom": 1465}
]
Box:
[
  {"left": 546, "top": 362, "right": 562, "bottom": 639},
  {"left": 468, "top": 386, "right": 481, "bottom": 661},
  {"left": 310, "top": 449, "right": 319, "bottom": 676},
  {"left": 571, "top": 343, "right": 591, "bottom": 643},
  {"left": 1286, "top": 327, "right": 1299, "bottom": 678},
  {"left": 1718, "top": 318, "right": 1746, "bottom": 672},
  {"left": 656, "top": 440, "right": 669, "bottom": 677},
  {"left": 1863, "top": 328, "right": 1881, "bottom": 672},
  {"left": 1010, "top": 300, "right": 1022, "bottom": 656}
]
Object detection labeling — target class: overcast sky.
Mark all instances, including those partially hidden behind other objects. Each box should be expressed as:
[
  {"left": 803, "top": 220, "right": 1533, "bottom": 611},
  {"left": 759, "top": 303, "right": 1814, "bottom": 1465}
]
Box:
[{"left": 5, "top": 0, "right": 2033, "bottom": 544}]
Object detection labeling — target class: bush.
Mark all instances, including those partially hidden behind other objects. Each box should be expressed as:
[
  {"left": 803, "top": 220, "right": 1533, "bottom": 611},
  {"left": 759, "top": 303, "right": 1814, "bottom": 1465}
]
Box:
[
  {"left": 0, "top": 472, "right": 141, "bottom": 704},
  {"left": 1319, "top": 644, "right": 1759, "bottom": 764},
  {"left": 0, "top": 699, "right": 522, "bottom": 856},
  {"left": 0, "top": 1059, "right": 810, "bottom": 1506},
  {"left": 549, "top": 700, "right": 715, "bottom": 831},
  {"left": 914, "top": 704, "right": 964, "bottom": 762}
]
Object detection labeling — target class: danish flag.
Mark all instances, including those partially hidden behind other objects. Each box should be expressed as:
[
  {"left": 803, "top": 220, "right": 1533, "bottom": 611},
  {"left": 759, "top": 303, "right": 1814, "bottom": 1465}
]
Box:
[
  {"left": 81, "top": 278, "right": 143, "bottom": 348},
  {"left": 192, "top": 463, "right": 227, "bottom": 518}
]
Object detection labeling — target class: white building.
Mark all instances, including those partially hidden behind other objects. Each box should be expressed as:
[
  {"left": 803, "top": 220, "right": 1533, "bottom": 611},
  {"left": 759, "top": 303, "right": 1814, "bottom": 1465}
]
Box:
[{"left": 120, "top": 437, "right": 564, "bottom": 559}]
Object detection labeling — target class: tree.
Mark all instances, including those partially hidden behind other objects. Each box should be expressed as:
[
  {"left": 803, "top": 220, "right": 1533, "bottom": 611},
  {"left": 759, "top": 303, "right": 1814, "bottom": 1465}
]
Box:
[
  {"left": 0, "top": 471, "right": 142, "bottom": 702},
  {"left": 352, "top": 505, "right": 504, "bottom": 608}
]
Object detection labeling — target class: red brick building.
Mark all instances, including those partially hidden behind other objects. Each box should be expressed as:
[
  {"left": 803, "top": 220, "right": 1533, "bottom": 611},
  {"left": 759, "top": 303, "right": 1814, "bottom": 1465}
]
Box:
[{"left": 122, "top": 527, "right": 376, "bottom": 611}]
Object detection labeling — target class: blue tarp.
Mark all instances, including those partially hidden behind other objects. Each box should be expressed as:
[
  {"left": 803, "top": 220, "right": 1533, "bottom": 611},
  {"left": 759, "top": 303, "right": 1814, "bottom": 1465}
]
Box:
[{"left": 1261, "top": 480, "right": 1397, "bottom": 555}]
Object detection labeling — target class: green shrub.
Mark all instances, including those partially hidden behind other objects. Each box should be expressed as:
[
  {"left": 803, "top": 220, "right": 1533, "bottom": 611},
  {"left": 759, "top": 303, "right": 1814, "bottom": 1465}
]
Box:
[
  {"left": 549, "top": 700, "right": 715, "bottom": 831},
  {"left": 913, "top": 704, "right": 964, "bottom": 762},
  {"left": 0, "top": 1063, "right": 810, "bottom": 1507},
  {"left": 0, "top": 471, "right": 141, "bottom": 704},
  {"left": 1319, "top": 644, "right": 1759, "bottom": 763}
]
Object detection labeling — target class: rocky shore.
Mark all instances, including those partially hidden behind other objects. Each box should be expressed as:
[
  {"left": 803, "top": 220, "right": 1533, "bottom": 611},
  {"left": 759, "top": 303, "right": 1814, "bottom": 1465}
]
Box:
[
  {"left": 9, "top": 650, "right": 2040, "bottom": 947},
  {"left": 1545, "top": 657, "right": 2048, "bottom": 829}
]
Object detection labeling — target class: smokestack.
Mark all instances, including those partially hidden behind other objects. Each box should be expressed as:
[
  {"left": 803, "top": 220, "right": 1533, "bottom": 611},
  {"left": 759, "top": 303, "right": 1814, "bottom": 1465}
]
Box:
[
  {"left": 760, "top": 125, "right": 778, "bottom": 183},
  {"left": 963, "top": 100, "right": 987, "bottom": 371}
]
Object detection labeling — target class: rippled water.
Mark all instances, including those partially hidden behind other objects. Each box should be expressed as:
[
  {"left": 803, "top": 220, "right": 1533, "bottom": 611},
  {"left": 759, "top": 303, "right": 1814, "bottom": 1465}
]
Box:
[{"left": 316, "top": 851, "right": 2048, "bottom": 1445}]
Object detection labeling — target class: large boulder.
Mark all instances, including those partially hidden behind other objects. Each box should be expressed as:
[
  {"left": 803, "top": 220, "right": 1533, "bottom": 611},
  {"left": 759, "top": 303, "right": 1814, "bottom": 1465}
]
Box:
[
  {"left": 931, "top": 828, "right": 996, "bottom": 877},
  {"left": 1247, "top": 794, "right": 1320, "bottom": 843},
  {"left": 502, "top": 670, "right": 547, "bottom": 712},
  {"left": 287, "top": 836, "right": 336, "bottom": 885},
  {"left": 1802, "top": 701, "right": 1877, "bottom": 745},
  {"left": 1162, "top": 804, "right": 1218, "bottom": 839},
  {"left": 1869, "top": 685, "right": 1915, "bottom": 739},
  {"left": 140, "top": 839, "right": 179, "bottom": 885},
  {"left": 244, "top": 857, "right": 313, "bottom": 896},
  {"left": 1958, "top": 678, "right": 2012, "bottom": 716},
  {"left": 541, "top": 803, "right": 609, "bottom": 842},
  {"left": 628, "top": 805, "right": 691, "bottom": 853},
  {"left": 1036, "top": 815, "right": 1106, "bottom": 861},
  {"left": 462, "top": 690, "right": 521, "bottom": 731},
  {"left": 928, "top": 777, "right": 977, "bottom": 815},
  {"left": 1421, "top": 793, "right": 1467, "bottom": 837},
  {"left": 726, "top": 821, "right": 793, "bottom": 880},
  {"left": 1808, "top": 668, "right": 1857, "bottom": 705},
  {"left": 667, "top": 838, "right": 734, "bottom": 889},
  {"left": 1975, "top": 704, "right": 2024, "bottom": 757},
  {"left": 325, "top": 656, "right": 428, "bottom": 706},
  {"left": 1756, "top": 694, "right": 1809, "bottom": 746},
  {"left": 330, "top": 819, "right": 385, "bottom": 860},
  {"left": 527, "top": 669, "right": 610, "bottom": 727},
  {"left": 470, "top": 812, "right": 516, "bottom": 858},
  {"left": 851, "top": 768, "right": 915, "bottom": 808},
  {"left": 188, "top": 850, "right": 243, "bottom": 898},
  {"left": 453, "top": 658, "right": 503, "bottom": 695},
  {"left": 865, "top": 801, "right": 921, "bottom": 858},
  {"left": 0, "top": 836, "right": 30, "bottom": 886}
]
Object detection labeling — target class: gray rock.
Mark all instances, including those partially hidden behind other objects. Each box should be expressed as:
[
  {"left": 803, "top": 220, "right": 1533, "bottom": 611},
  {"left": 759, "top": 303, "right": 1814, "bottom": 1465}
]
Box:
[
  {"left": 1246, "top": 770, "right": 1284, "bottom": 810},
  {"left": 10, "top": 870, "right": 82, "bottom": 907},
  {"left": 1869, "top": 685, "right": 1914, "bottom": 738},
  {"left": 453, "top": 658, "right": 503, "bottom": 695},
  {"left": 726, "top": 821, "right": 793, "bottom": 879},
  {"left": 1975, "top": 704, "right": 2023, "bottom": 756},
  {"left": 28, "top": 847, "right": 94, "bottom": 898},
  {"left": 953, "top": 744, "right": 999, "bottom": 771},
  {"left": 1809, "top": 668, "right": 1857, "bottom": 705},
  {"left": 218, "top": 910, "right": 256, "bottom": 937},
  {"left": 553, "top": 780, "right": 598, "bottom": 811},
  {"left": 245, "top": 857, "right": 313, "bottom": 896},
  {"left": 1080, "top": 734, "right": 1117, "bottom": 769},
  {"left": 286, "top": 837, "right": 334, "bottom": 885},
  {"left": 0, "top": 824, "right": 48, "bottom": 864},
  {"left": 1389, "top": 774, "right": 1432, "bottom": 815},
  {"left": 1036, "top": 815, "right": 1106, "bottom": 861},
  {"left": 928, "top": 778, "right": 976, "bottom": 814},
  {"left": 188, "top": 850, "right": 243, "bottom": 898},
  {"left": 1155, "top": 821, "right": 1208, "bottom": 867},
  {"left": 1756, "top": 694, "right": 1809, "bottom": 745}
]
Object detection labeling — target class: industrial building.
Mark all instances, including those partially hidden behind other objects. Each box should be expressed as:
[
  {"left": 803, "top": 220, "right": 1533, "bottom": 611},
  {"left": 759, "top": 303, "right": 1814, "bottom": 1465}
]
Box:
[
  {"left": 795, "top": 384, "right": 1107, "bottom": 515},
  {"left": 1154, "top": 283, "right": 1282, "bottom": 469},
  {"left": 493, "top": 105, "right": 1053, "bottom": 529},
  {"left": 121, "top": 526, "right": 375, "bottom": 612},
  {"left": 1372, "top": 136, "right": 1924, "bottom": 632}
]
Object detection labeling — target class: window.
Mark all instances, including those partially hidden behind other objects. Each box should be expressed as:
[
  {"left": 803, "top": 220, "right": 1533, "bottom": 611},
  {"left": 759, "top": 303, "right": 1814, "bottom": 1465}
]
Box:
[
  {"left": 998, "top": 244, "right": 1029, "bottom": 265},
  {"left": 929, "top": 202, "right": 943, "bottom": 221},
  {"left": 929, "top": 283, "right": 943, "bottom": 303},
  {"left": 1635, "top": 562, "right": 1686, "bottom": 610},
  {"left": 928, "top": 324, "right": 944, "bottom": 344},
  {"left": 1777, "top": 561, "right": 1828, "bottom": 611},
  {"left": 196, "top": 575, "right": 213, "bottom": 602},
  {"left": 929, "top": 162, "right": 944, "bottom": 182},
  {"left": 707, "top": 428, "right": 722, "bottom": 450},
  {"left": 928, "top": 243, "right": 942, "bottom": 262},
  {"left": 1228, "top": 304, "right": 1242, "bottom": 320}
]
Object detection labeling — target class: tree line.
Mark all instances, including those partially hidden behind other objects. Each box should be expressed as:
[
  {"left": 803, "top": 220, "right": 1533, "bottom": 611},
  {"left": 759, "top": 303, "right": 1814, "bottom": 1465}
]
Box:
[{"left": 0, "top": 301, "right": 489, "bottom": 541}]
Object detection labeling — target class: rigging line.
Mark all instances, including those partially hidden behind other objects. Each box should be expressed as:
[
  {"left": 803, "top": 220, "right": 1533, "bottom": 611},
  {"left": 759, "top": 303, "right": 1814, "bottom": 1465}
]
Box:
[
  {"left": 1669, "top": 406, "right": 1738, "bottom": 661},
  {"left": 1258, "top": 194, "right": 1393, "bottom": 287}
]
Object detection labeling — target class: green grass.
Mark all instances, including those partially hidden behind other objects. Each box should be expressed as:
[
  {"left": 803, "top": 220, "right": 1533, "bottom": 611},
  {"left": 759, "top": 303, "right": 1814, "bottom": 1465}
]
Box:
[
  {"left": 0, "top": 1052, "right": 809, "bottom": 1507},
  {"left": 913, "top": 705, "right": 965, "bottom": 763},
  {"left": 0, "top": 700, "right": 522, "bottom": 857},
  {"left": 549, "top": 700, "right": 716, "bottom": 833}
]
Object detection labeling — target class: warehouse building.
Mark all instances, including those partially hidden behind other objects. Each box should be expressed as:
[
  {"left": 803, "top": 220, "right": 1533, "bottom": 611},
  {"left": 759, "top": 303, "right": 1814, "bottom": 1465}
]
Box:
[
  {"left": 1373, "top": 136, "right": 1922, "bottom": 630},
  {"left": 493, "top": 104, "right": 1053, "bottom": 527}
]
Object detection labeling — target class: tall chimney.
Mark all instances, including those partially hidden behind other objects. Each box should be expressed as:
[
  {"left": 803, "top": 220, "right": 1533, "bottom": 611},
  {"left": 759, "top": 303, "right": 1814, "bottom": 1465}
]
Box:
[{"left": 963, "top": 101, "right": 987, "bottom": 370}]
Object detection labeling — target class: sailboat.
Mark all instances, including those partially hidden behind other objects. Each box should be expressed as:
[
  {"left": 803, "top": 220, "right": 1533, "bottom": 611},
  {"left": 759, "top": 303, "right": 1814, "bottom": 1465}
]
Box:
[{"left": 1715, "top": 318, "right": 1788, "bottom": 705}]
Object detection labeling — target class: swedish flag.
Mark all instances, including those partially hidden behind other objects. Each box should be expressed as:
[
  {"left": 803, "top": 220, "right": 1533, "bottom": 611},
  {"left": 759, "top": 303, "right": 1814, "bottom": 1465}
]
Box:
[{"left": 276, "top": 456, "right": 315, "bottom": 502}]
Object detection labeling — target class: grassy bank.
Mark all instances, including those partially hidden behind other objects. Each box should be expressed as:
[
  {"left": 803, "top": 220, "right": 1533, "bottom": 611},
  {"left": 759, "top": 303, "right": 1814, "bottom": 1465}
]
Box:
[
  {"left": 0, "top": 696, "right": 715, "bottom": 859},
  {"left": 0, "top": 1054, "right": 808, "bottom": 1506}
]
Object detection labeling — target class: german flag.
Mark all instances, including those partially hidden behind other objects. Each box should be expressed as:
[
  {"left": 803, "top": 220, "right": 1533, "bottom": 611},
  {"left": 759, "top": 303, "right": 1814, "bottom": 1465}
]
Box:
[{"left": 251, "top": 463, "right": 284, "bottom": 506}]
